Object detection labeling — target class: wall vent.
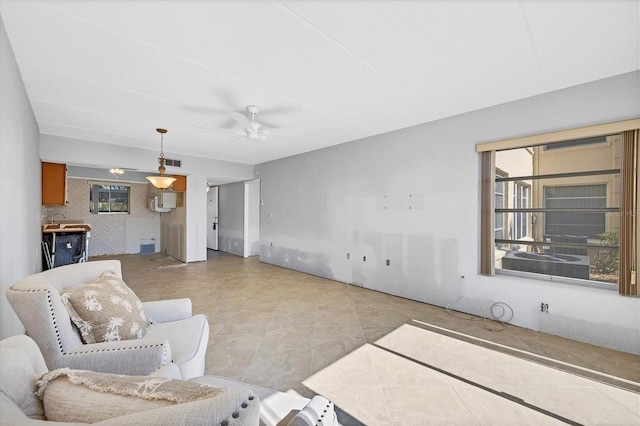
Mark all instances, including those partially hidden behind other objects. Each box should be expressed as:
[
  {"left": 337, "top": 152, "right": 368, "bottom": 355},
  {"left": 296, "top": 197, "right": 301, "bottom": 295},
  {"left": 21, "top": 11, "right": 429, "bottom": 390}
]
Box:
[{"left": 165, "top": 158, "right": 181, "bottom": 167}]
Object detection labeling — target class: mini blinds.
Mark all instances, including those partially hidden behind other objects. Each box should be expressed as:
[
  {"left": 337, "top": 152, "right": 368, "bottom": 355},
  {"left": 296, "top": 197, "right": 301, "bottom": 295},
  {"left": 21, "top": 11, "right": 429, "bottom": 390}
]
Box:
[
  {"left": 480, "top": 151, "right": 495, "bottom": 276},
  {"left": 620, "top": 129, "right": 639, "bottom": 296},
  {"left": 477, "top": 119, "right": 639, "bottom": 296}
]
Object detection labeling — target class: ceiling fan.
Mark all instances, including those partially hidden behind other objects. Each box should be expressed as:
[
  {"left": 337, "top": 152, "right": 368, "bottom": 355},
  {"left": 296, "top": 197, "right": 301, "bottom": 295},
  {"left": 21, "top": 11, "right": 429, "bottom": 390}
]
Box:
[{"left": 196, "top": 105, "right": 304, "bottom": 142}]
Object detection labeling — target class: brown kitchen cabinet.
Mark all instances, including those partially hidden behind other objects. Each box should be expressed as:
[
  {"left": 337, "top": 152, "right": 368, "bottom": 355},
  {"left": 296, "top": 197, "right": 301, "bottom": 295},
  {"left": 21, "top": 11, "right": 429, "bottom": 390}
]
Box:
[
  {"left": 42, "top": 162, "right": 67, "bottom": 205},
  {"left": 171, "top": 175, "right": 186, "bottom": 192}
]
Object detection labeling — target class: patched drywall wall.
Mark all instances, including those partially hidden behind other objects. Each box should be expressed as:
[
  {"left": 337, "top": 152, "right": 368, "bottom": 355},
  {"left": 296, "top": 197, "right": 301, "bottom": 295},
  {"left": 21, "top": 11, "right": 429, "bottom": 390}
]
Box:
[
  {"left": 218, "top": 179, "right": 261, "bottom": 258},
  {"left": 161, "top": 205, "right": 186, "bottom": 262},
  {"left": 256, "top": 71, "right": 640, "bottom": 354},
  {"left": 218, "top": 181, "right": 245, "bottom": 257}
]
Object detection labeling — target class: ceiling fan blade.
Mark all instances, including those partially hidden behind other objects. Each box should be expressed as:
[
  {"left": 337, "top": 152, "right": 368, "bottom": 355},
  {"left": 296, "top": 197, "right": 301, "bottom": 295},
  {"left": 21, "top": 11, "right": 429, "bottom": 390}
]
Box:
[
  {"left": 266, "top": 127, "right": 305, "bottom": 136},
  {"left": 227, "top": 135, "right": 245, "bottom": 144},
  {"left": 192, "top": 125, "right": 236, "bottom": 133},
  {"left": 230, "top": 111, "right": 252, "bottom": 129}
]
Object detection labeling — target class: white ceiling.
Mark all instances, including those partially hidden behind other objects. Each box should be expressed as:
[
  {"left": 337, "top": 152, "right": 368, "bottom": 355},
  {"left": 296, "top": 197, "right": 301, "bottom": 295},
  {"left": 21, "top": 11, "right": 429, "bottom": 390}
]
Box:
[{"left": 1, "top": 0, "right": 638, "bottom": 167}]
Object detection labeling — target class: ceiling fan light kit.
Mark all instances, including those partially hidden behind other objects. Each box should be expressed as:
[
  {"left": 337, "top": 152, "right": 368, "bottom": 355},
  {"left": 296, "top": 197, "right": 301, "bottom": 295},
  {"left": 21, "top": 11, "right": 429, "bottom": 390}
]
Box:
[
  {"left": 146, "top": 128, "right": 177, "bottom": 190},
  {"left": 109, "top": 167, "right": 124, "bottom": 177},
  {"left": 226, "top": 105, "right": 303, "bottom": 141}
]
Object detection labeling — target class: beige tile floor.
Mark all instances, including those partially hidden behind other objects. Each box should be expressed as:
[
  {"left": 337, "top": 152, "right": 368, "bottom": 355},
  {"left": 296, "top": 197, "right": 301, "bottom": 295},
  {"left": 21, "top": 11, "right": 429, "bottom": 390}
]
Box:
[{"left": 98, "top": 251, "right": 639, "bottom": 424}]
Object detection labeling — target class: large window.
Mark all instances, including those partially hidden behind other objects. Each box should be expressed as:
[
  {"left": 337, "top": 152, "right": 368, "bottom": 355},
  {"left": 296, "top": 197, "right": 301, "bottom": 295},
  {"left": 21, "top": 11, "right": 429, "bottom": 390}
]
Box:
[
  {"left": 90, "top": 184, "right": 130, "bottom": 214},
  {"left": 478, "top": 120, "right": 639, "bottom": 295}
]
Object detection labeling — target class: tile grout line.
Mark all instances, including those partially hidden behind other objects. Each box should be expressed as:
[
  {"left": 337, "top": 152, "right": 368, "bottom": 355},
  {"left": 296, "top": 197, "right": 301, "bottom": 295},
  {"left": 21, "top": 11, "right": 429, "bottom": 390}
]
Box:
[
  {"left": 361, "top": 344, "right": 396, "bottom": 426},
  {"left": 371, "top": 342, "right": 584, "bottom": 426},
  {"left": 242, "top": 295, "right": 279, "bottom": 386},
  {"left": 448, "top": 385, "right": 482, "bottom": 426}
]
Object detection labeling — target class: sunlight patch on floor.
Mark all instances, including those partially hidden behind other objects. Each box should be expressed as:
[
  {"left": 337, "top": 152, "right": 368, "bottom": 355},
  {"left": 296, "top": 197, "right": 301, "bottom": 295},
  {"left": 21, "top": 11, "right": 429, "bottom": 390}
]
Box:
[{"left": 303, "top": 323, "right": 640, "bottom": 426}]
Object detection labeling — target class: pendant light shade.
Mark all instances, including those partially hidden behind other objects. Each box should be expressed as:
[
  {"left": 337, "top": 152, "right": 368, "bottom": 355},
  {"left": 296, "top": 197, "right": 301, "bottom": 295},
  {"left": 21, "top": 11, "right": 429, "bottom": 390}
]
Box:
[
  {"left": 146, "top": 128, "right": 177, "bottom": 189},
  {"left": 146, "top": 175, "right": 176, "bottom": 189}
]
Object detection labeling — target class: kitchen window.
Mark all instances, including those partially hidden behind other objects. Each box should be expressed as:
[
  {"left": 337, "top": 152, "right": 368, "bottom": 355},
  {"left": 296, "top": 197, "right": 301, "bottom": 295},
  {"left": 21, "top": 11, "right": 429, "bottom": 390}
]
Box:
[
  {"left": 478, "top": 119, "right": 639, "bottom": 296},
  {"left": 89, "top": 184, "right": 130, "bottom": 214}
]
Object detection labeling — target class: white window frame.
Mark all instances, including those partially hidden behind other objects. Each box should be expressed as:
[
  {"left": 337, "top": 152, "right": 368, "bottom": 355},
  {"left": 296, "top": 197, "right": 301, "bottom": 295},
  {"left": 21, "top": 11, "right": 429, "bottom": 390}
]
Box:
[{"left": 513, "top": 181, "right": 530, "bottom": 240}]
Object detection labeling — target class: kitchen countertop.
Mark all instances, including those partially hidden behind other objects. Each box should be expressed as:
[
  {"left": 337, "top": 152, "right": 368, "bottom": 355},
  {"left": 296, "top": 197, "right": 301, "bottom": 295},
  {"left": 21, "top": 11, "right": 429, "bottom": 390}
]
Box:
[{"left": 42, "top": 223, "right": 91, "bottom": 233}]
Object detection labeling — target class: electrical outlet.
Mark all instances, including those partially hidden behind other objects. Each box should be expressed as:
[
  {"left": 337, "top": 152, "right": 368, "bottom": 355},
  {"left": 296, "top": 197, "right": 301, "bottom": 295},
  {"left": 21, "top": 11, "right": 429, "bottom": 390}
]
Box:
[
  {"left": 346, "top": 252, "right": 350, "bottom": 259},
  {"left": 386, "top": 259, "right": 390, "bottom": 266},
  {"left": 540, "top": 302, "right": 549, "bottom": 313}
]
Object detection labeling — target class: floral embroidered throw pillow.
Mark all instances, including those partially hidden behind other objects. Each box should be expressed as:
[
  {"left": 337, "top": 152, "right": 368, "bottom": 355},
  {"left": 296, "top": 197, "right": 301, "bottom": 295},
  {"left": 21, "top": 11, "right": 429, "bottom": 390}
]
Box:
[{"left": 60, "top": 271, "right": 150, "bottom": 344}]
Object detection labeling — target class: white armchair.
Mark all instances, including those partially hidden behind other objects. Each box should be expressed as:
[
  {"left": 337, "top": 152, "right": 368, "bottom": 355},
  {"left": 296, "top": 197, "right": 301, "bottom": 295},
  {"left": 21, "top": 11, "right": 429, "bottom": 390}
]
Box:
[
  {"left": 0, "top": 335, "right": 259, "bottom": 425},
  {"left": 0, "top": 335, "right": 342, "bottom": 426},
  {"left": 6, "top": 260, "right": 209, "bottom": 379}
]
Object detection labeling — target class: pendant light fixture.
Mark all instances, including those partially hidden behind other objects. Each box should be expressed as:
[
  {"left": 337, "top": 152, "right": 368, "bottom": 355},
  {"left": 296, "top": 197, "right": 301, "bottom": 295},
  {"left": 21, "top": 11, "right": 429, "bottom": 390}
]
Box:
[{"left": 146, "top": 128, "right": 177, "bottom": 189}]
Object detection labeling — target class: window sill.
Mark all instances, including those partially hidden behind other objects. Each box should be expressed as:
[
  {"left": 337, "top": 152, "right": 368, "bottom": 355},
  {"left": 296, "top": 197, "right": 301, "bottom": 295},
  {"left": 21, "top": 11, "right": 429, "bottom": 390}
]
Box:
[
  {"left": 90, "top": 212, "right": 130, "bottom": 215},
  {"left": 495, "top": 268, "right": 618, "bottom": 292}
]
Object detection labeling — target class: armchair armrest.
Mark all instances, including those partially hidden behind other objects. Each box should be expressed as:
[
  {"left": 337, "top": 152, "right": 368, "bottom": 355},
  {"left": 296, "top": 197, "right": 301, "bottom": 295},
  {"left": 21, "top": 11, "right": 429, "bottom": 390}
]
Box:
[
  {"left": 143, "top": 298, "right": 192, "bottom": 323},
  {"left": 283, "top": 396, "right": 339, "bottom": 426},
  {"left": 150, "top": 362, "right": 183, "bottom": 379},
  {"left": 55, "top": 338, "right": 173, "bottom": 376},
  {"left": 95, "top": 388, "right": 260, "bottom": 426}
]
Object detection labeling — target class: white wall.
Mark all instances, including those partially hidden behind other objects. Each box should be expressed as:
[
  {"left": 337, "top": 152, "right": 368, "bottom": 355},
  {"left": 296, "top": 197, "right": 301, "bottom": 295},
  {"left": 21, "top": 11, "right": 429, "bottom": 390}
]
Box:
[
  {"left": 186, "top": 174, "right": 207, "bottom": 262},
  {"left": 256, "top": 71, "right": 640, "bottom": 354},
  {"left": 0, "top": 17, "right": 42, "bottom": 338},
  {"left": 245, "top": 179, "right": 260, "bottom": 257}
]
